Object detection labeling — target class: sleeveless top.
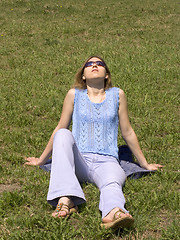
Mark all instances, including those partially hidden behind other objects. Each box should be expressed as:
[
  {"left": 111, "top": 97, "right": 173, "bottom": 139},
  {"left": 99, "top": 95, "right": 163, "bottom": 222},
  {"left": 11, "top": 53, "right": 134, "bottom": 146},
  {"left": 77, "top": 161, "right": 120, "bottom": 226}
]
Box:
[{"left": 72, "top": 87, "right": 120, "bottom": 159}]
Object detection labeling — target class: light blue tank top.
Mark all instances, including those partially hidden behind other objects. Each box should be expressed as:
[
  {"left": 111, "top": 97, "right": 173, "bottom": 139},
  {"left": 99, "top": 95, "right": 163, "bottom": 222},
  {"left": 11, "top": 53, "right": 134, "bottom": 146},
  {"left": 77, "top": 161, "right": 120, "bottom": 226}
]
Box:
[{"left": 72, "top": 87, "right": 119, "bottom": 159}]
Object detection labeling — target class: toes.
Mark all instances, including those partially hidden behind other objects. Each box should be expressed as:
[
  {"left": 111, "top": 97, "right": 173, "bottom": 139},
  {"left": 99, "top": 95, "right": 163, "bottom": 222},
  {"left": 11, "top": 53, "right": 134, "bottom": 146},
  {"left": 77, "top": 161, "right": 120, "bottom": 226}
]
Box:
[
  {"left": 125, "top": 213, "right": 133, "bottom": 218},
  {"left": 52, "top": 210, "right": 68, "bottom": 218},
  {"left": 115, "top": 209, "right": 133, "bottom": 220},
  {"left": 58, "top": 210, "right": 67, "bottom": 217}
]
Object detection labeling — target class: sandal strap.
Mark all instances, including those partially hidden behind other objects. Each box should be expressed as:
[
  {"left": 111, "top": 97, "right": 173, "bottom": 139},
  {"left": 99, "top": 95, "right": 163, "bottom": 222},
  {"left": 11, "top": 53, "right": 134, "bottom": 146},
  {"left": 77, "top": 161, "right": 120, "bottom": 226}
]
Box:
[
  {"left": 55, "top": 203, "right": 70, "bottom": 214},
  {"left": 113, "top": 209, "right": 126, "bottom": 220}
]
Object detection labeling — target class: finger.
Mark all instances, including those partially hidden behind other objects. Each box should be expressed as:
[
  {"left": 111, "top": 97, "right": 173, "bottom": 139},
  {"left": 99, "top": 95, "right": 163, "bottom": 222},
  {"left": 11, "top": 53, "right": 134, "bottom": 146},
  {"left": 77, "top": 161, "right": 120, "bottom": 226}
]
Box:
[
  {"left": 25, "top": 158, "right": 32, "bottom": 162},
  {"left": 25, "top": 157, "right": 36, "bottom": 162},
  {"left": 156, "top": 164, "right": 164, "bottom": 168},
  {"left": 24, "top": 156, "right": 32, "bottom": 160},
  {"left": 149, "top": 165, "right": 160, "bottom": 171},
  {"left": 151, "top": 167, "right": 158, "bottom": 171},
  {"left": 24, "top": 162, "right": 34, "bottom": 166},
  {"left": 24, "top": 162, "right": 31, "bottom": 165}
]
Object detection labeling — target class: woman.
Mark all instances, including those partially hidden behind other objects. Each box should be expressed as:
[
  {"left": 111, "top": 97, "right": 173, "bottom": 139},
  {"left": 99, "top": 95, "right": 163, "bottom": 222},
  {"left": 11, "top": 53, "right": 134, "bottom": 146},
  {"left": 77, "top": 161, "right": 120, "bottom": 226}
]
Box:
[{"left": 25, "top": 56, "right": 163, "bottom": 230}]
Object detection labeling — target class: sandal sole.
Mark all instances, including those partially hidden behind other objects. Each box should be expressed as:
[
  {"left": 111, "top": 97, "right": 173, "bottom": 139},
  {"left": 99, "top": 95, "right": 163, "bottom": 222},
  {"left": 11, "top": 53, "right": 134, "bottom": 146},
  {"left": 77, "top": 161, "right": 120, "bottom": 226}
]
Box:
[{"left": 101, "top": 216, "right": 134, "bottom": 230}]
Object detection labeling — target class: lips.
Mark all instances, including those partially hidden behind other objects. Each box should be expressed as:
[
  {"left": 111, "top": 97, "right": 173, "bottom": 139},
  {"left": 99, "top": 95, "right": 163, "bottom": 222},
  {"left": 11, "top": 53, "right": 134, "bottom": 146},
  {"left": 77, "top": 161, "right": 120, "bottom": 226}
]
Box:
[{"left": 92, "top": 69, "right": 99, "bottom": 72}]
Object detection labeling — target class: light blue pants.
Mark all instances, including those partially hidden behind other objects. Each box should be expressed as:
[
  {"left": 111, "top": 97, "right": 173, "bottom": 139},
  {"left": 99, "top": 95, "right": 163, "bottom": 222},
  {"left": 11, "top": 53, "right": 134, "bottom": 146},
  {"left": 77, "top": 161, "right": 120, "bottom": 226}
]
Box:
[{"left": 47, "top": 129, "right": 128, "bottom": 218}]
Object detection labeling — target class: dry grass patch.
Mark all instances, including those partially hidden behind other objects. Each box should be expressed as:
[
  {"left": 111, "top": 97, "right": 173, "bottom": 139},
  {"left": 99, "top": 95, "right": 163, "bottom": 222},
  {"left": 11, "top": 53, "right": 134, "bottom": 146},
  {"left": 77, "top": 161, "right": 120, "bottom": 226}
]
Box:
[{"left": 0, "top": 183, "right": 21, "bottom": 194}]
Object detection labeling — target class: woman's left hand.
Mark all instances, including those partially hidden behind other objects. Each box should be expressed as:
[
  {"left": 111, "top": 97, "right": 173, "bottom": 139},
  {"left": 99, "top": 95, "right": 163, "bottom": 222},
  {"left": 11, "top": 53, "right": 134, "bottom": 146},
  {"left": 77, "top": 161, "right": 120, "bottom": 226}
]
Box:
[{"left": 145, "top": 163, "right": 164, "bottom": 171}]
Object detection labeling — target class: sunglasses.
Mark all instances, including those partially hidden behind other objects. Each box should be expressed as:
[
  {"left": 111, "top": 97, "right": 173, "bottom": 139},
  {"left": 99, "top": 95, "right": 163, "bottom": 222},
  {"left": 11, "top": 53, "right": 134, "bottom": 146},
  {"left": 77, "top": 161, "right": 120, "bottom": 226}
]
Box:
[{"left": 84, "top": 61, "right": 105, "bottom": 68}]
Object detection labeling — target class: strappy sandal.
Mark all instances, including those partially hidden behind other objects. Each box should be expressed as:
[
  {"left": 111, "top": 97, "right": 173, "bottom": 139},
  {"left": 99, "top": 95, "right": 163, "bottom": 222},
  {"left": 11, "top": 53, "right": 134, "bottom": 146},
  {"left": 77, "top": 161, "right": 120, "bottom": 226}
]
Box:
[
  {"left": 101, "top": 209, "right": 134, "bottom": 230},
  {"left": 52, "top": 202, "right": 78, "bottom": 218}
]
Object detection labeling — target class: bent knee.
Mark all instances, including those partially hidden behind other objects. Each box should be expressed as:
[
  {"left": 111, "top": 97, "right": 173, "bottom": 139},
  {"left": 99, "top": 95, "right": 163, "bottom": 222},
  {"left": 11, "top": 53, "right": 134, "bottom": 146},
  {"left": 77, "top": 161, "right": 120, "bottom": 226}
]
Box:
[{"left": 54, "top": 128, "right": 74, "bottom": 142}]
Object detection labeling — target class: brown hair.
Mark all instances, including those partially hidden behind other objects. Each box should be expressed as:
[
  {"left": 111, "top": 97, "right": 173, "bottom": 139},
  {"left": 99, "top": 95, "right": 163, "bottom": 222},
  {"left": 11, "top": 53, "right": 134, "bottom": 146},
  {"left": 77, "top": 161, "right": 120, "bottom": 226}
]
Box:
[{"left": 73, "top": 55, "right": 112, "bottom": 89}]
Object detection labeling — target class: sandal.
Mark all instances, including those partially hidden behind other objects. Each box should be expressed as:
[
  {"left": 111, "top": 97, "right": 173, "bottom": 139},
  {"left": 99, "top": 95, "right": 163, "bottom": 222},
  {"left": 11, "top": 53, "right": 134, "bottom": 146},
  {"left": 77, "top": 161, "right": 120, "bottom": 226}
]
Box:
[
  {"left": 101, "top": 209, "right": 134, "bottom": 230},
  {"left": 52, "top": 202, "right": 78, "bottom": 218}
]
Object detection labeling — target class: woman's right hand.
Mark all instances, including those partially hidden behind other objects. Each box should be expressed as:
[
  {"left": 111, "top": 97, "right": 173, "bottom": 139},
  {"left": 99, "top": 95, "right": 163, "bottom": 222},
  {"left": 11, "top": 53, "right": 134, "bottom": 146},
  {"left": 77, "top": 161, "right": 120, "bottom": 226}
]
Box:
[{"left": 24, "top": 157, "right": 42, "bottom": 166}]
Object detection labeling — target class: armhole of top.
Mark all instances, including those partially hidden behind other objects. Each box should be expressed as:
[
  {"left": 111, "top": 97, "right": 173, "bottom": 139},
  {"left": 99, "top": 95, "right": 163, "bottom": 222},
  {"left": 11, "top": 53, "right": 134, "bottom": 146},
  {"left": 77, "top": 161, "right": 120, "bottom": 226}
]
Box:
[
  {"left": 116, "top": 87, "right": 120, "bottom": 109},
  {"left": 74, "top": 88, "right": 78, "bottom": 106}
]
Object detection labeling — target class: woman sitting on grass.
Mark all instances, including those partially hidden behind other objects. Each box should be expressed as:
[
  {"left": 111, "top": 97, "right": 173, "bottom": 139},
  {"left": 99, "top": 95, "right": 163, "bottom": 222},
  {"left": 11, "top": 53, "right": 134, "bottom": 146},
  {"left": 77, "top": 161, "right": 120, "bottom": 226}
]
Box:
[{"left": 25, "top": 56, "right": 163, "bottom": 230}]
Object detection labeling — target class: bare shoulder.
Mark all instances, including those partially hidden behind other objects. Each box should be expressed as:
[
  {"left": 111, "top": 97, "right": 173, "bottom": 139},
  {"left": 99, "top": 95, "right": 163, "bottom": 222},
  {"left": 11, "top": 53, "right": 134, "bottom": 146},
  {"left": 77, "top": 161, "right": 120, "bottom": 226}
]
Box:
[
  {"left": 67, "top": 88, "right": 75, "bottom": 97},
  {"left": 118, "top": 89, "right": 129, "bottom": 115},
  {"left": 65, "top": 88, "right": 75, "bottom": 102},
  {"left": 118, "top": 89, "right": 127, "bottom": 101}
]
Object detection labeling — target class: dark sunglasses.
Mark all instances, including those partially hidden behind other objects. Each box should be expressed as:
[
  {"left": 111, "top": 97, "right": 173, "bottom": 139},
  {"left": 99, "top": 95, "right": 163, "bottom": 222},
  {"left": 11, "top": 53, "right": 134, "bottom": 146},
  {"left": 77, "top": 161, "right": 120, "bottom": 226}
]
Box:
[{"left": 84, "top": 61, "right": 105, "bottom": 68}]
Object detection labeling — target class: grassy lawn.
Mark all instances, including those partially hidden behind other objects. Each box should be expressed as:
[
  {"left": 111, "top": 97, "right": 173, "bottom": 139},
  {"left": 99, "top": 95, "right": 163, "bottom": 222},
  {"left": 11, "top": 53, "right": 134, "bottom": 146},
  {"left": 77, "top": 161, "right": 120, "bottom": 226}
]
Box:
[{"left": 0, "top": 0, "right": 179, "bottom": 239}]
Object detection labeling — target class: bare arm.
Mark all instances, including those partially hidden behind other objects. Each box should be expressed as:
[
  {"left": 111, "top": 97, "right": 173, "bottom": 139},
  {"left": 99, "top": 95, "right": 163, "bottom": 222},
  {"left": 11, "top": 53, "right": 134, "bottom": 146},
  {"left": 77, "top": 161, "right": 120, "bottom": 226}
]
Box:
[
  {"left": 25, "top": 89, "right": 75, "bottom": 166},
  {"left": 118, "top": 89, "right": 163, "bottom": 171}
]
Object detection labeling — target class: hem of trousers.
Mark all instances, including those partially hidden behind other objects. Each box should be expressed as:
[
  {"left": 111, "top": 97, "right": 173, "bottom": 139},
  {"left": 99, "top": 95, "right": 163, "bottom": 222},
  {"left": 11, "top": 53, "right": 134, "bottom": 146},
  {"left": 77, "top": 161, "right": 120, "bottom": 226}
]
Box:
[{"left": 47, "top": 191, "right": 86, "bottom": 207}]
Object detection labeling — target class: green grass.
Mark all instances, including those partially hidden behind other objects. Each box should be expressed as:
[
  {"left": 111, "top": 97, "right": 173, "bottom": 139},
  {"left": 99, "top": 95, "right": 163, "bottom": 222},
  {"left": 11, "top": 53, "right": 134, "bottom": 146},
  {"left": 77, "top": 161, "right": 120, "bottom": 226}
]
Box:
[{"left": 0, "top": 0, "right": 179, "bottom": 239}]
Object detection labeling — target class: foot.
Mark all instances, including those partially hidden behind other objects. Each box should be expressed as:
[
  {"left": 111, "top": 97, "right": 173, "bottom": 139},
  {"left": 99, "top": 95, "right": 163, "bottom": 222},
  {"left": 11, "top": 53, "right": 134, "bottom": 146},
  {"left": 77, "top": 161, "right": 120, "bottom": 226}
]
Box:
[
  {"left": 101, "top": 207, "right": 134, "bottom": 229},
  {"left": 102, "top": 207, "right": 132, "bottom": 223},
  {"left": 52, "top": 197, "right": 77, "bottom": 218}
]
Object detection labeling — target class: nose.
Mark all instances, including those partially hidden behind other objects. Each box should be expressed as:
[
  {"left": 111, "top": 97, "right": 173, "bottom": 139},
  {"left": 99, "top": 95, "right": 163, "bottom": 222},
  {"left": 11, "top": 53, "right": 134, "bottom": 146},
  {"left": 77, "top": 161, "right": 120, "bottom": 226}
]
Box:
[{"left": 92, "top": 62, "right": 98, "bottom": 67}]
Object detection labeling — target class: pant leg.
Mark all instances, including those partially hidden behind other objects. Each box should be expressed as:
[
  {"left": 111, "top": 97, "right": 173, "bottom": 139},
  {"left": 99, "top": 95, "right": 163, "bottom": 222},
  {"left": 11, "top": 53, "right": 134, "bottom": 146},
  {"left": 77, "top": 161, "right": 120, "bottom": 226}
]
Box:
[
  {"left": 47, "top": 129, "right": 90, "bottom": 207},
  {"left": 91, "top": 154, "right": 127, "bottom": 219}
]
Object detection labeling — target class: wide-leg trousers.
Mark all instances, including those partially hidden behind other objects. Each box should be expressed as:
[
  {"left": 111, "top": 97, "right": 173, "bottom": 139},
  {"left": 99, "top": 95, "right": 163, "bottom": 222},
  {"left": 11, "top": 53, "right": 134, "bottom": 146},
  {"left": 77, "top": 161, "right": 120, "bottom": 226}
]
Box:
[{"left": 47, "top": 129, "right": 128, "bottom": 219}]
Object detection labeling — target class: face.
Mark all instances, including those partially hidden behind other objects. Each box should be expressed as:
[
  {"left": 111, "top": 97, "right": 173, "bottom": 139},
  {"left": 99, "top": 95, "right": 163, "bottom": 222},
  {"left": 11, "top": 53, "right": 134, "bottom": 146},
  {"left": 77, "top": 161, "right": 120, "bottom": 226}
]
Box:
[{"left": 83, "top": 57, "right": 108, "bottom": 81}]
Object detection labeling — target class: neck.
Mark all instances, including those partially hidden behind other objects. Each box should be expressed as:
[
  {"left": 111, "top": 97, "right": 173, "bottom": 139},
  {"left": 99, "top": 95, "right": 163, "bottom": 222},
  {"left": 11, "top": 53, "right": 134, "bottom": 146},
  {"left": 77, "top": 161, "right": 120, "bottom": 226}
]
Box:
[
  {"left": 85, "top": 76, "right": 105, "bottom": 90},
  {"left": 86, "top": 86, "right": 106, "bottom": 103},
  {"left": 86, "top": 86, "right": 105, "bottom": 96},
  {"left": 86, "top": 78, "right": 105, "bottom": 94}
]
